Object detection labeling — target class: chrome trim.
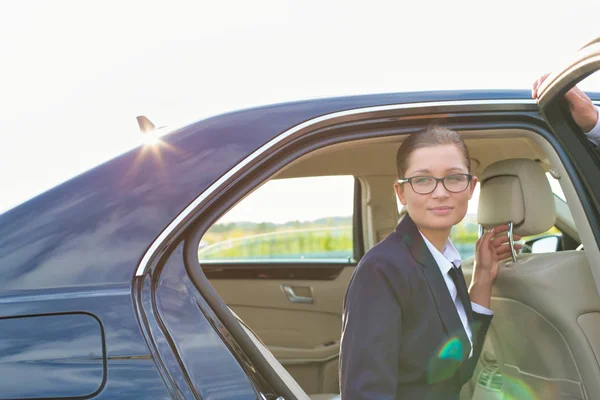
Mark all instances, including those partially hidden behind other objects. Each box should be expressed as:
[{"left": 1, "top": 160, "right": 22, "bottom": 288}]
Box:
[
  {"left": 508, "top": 221, "right": 517, "bottom": 263},
  {"left": 281, "top": 285, "right": 313, "bottom": 304},
  {"left": 135, "top": 98, "right": 537, "bottom": 276},
  {"left": 0, "top": 288, "right": 130, "bottom": 304}
]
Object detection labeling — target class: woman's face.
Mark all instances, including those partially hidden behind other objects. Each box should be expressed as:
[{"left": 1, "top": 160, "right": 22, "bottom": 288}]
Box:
[{"left": 394, "top": 144, "right": 477, "bottom": 233}]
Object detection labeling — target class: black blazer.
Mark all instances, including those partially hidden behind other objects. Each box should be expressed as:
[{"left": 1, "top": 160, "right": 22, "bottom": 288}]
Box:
[{"left": 339, "top": 215, "right": 492, "bottom": 400}]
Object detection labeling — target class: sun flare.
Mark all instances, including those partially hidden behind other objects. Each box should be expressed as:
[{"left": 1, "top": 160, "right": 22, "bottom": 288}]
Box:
[{"left": 142, "top": 132, "right": 160, "bottom": 146}]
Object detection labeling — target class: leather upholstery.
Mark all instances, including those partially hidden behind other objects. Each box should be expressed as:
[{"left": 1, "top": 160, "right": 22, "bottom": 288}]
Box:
[
  {"left": 472, "top": 158, "right": 600, "bottom": 399},
  {"left": 477, "top": 158, "right": 555, "bottom": 236},
  {"left": 309, "top": 395, "right": 340, "bottom": 400}
]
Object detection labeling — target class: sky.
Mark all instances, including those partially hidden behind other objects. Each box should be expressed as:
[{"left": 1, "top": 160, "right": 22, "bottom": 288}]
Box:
[{"left": 2, "top": 0, "right": 600, "bottom": 217}]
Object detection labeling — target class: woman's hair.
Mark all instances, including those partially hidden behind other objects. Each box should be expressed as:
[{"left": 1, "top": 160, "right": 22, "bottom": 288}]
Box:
[{"left": 395, "top": 125, "right": 471, "bottom": 178}]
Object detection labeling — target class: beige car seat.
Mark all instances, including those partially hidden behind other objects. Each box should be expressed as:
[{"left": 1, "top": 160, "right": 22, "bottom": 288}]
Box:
[
  {"left": 234, "top": 308, "right": 339, "bottom": 400},
  {"left": 468, "top": 158, "right": 600, "bottom": 400}
]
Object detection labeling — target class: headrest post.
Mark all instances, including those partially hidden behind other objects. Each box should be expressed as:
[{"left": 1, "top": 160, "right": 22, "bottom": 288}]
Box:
[
  {"left": 508, "top": 221, "right": 517, "bottom": 263},
  {"left": 478, "top": 224, "right": 484, "bottom": 239}
]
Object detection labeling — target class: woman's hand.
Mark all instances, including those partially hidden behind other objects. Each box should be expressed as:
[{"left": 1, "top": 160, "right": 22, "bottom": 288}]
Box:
[
  {"left": 533, "top": 73, "right": 599, "bottom": 132},
  {"left": 469, "top": 224, "right": 523, "bottom": 308}
]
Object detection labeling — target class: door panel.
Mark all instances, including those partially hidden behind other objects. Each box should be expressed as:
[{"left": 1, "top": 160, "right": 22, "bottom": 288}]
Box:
[
  {"left": 209, "top": 266, "right": 354, "bottom": 394},
  {"left": 199, "top": 174, "right": 358, "bottom": 395}
]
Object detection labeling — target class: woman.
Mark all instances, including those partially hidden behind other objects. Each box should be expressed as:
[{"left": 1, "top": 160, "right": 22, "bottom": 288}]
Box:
[{"left": 339, "top": 126, "right": 521, "bottom": 400}]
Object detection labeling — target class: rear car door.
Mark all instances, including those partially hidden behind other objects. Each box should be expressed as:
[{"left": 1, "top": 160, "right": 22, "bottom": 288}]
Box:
[{"left": 198, "top": 175, "right": 360, "bottom": 395}]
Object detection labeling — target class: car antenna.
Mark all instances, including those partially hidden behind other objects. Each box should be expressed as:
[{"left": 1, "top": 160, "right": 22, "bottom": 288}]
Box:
[{"left": 136, "top": 115, "right": 156, "bottom": 133}]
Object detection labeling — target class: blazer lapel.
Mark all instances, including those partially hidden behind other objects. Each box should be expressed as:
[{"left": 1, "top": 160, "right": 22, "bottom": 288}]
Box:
[{"left": 397, "top": 215, "right": 471, "bottom": 360}]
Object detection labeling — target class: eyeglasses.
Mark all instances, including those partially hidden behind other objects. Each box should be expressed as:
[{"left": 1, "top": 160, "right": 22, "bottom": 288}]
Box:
[{"left": 397, "top": 174, "right": 472, "bottom": 195}]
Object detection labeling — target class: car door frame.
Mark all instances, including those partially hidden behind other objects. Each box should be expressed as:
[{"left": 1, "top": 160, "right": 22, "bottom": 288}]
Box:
[
  {"left": 175, "top": 101, "right": 569, "bottom": 399},
  {"left": 537, "top": 36, "right": 600, "bottom": 285},
  {"left": 537, "top": 37, "right": 600, "bottom": 232}
]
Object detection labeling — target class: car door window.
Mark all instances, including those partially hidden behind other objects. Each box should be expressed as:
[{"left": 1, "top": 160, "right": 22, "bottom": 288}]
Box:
[
  {"left": 198, "top": 175, "right": 356, "bottom": 263},
  {"left": 450, "top": 182, "right": 480, "bottom": 259}
]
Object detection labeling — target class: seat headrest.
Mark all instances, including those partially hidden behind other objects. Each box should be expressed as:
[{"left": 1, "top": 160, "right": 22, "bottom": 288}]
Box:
[{"left": 477, "top": 158, "right": 556, "bottom": 236}]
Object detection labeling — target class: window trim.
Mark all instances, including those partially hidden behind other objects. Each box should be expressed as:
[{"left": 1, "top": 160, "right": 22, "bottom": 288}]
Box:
[
  {"left": 353, "top": 177, "right": 365, "bottom": 261},
  {"left": 202, "top": 262, "right": 349, "bottom": 280}
]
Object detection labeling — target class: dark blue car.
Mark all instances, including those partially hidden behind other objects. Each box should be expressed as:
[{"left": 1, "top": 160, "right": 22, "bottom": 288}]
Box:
[{"left": 2, "top": 39, "right": 600, "bottom": 400}]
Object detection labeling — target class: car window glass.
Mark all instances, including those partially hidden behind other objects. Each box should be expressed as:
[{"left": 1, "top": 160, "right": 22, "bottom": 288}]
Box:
[
  {"left": 198, "top": 176, "right": 355, "bottom": 263},
  {"left": 450, "top": 183, "right": 480, "bottom": 259},
  {"left": 546, "top": 172, "right": 566, "bottom": 202}
]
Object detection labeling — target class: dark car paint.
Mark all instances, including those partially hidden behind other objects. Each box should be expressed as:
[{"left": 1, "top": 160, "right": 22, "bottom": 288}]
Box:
[
  {"left": 0, "top": 90, "right": 595, "bottom": 397},
  {"left": 150, "top": 242, "right": 261, "bottom": 398},
  {"left": 0, "top": 285, "right": 172, "bottom": 399},
  {"left": 0, "top": 313, "right": 104, "bottom": 398}
]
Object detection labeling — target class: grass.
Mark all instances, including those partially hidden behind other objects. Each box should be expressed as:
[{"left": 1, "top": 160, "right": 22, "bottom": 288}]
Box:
[{"left": 199, "top": 214, "right": 561, "bottom": 262}]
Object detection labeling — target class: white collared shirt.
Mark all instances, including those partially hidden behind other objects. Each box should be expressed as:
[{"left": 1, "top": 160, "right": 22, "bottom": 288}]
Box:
[
  {"left": 418, "top": 232, "right": 493, "bottom": 357},
  {"left": 585, "top": 106, "right": 600, "bottom": 146}
]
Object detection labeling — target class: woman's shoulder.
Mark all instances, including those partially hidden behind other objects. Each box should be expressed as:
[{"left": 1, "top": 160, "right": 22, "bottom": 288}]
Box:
[
  {"left": 346, "top": 232, "right": 412, "bottom": 304},
  {"left": 360, "top": 230, "right": 411, "bottom": 265},
  {"left": 353, "top": 231, "right": 414, "bottom": 279}
]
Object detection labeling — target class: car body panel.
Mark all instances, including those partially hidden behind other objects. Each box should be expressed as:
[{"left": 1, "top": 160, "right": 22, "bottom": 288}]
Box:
[
  {"left": 0, "top": 90, "right": 536, "bottom": 291},
  {"left": 0, "top": 284, "right": 171, "bottom": 398},
  {"left": 153, "top": 242, "right": 261, "bottom": 399},
  {"left": 2, "top": 88, "right": 600, "bottom": 398}
]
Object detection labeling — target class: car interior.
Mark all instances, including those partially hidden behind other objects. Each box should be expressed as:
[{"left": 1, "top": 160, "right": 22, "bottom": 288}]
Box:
[{"left": 197, "top": 127, "right": 600, "bottom": 400}]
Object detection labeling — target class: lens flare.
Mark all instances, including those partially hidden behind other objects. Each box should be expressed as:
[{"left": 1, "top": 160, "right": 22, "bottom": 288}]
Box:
[
  {"left": 437, "top": 336, "right": 464, "bottom": 360},
  {"left": 426, "top": 336, "right": 463, "bottom": 383},
  {"left": 142, "top": 132, "right": 160, "bottom": 146},
  {"left": 502, "top": 374, "right": 541, "bottom": 400}
]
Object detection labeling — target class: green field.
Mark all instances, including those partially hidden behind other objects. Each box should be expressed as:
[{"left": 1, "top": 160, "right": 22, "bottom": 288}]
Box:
[
  {"left": 199, "top": 215, "right": 486, "bottom": 261},
  {"left": 200, "top": 223, "right": 353, "bottom": 261}
]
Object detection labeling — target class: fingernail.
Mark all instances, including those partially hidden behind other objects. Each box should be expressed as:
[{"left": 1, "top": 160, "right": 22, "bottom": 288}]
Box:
[{"left": 489, "top": 228, "right": 495, "bottom": 235}]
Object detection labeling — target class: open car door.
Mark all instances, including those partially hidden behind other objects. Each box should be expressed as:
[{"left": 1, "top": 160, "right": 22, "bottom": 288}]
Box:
[
  {"left": 537, "top": 36, "right": 600, "bottom": 232},
  {"left": 529, "top": 36, "right": 600, "bottom": 399}
]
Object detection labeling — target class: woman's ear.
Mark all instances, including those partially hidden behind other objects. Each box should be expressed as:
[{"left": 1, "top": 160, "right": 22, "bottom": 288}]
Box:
[
  {"left": 394, "top": 182, "right": 407, "bottom": 205},
  {"left": 468, "top": 176, "right": 478, "bottom": 200}
]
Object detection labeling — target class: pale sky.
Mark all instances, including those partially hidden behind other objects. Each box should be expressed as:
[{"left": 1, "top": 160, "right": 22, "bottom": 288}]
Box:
[
  {"left": 218, "top": 176, "right": 356, "bottom": 224},
  {"left": 2, "top": 0, "right": 600, "bottom": 216}
]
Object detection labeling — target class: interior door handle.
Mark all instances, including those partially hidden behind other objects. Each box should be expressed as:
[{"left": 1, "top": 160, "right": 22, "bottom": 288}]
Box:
[{"left": 281, "top": 285, "right": 313, "bottom": 304}]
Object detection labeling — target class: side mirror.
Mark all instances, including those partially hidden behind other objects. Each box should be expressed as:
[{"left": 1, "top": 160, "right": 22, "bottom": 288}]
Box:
[{"left": 522, "top": 235, "right": 561, "bottom": 254}]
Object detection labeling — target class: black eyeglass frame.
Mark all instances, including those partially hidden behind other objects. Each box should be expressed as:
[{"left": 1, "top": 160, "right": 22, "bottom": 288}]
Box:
[{"left": 397, "top": 173, "right": 473, "bottom": 195}]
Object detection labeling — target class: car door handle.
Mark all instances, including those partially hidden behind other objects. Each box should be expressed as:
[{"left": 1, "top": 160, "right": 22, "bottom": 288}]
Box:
[{"left": 281, "top": 285, "right": 313, "bottom": 304}]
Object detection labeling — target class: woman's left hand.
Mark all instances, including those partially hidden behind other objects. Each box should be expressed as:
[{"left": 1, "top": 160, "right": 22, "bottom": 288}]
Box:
[{"left": 470, "top": 224, "right": 523, "bottom": 307}]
